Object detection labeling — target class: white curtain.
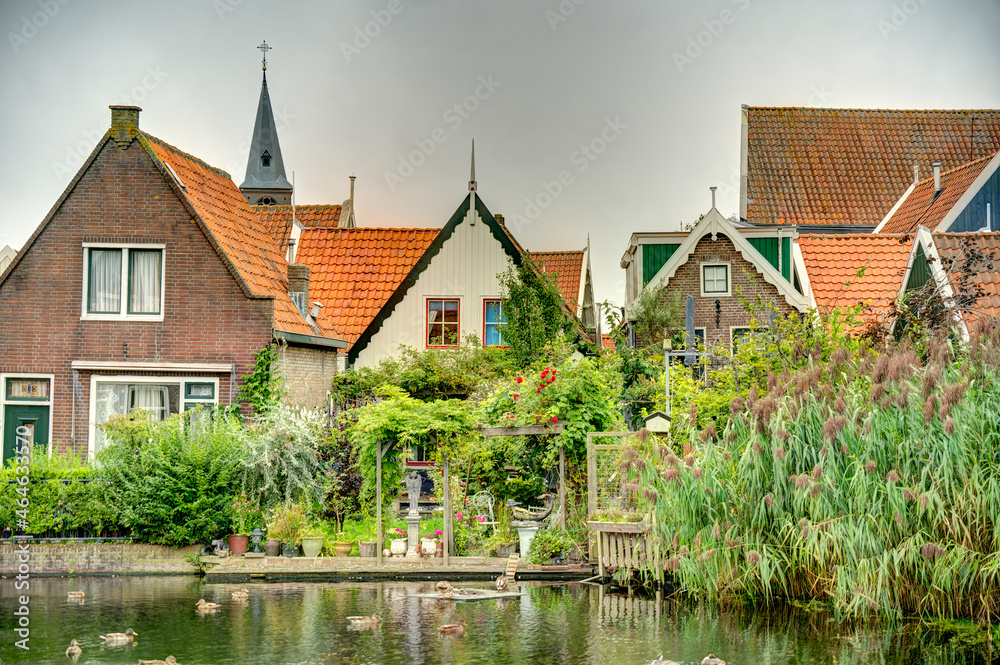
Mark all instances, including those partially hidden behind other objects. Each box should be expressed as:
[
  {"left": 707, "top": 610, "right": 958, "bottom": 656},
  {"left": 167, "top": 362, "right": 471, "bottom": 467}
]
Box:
[
  {"left": 94, "top": 383, "right": 128, "bottom": 454},
  {"left": 89, "top": 250, "right": 121, "bottom": 312},
  {"left": 132, "top": 385, "right": 168, "bottom": 421},
  {"left": 129, "top": 250, "right": 161, "bottom": 314}
]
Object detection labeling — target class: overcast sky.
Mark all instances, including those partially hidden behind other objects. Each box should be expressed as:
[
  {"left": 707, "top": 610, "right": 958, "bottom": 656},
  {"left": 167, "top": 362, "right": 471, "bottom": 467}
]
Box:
[{"left": 1, "top": 0, "right": 997, "bottom": 304}]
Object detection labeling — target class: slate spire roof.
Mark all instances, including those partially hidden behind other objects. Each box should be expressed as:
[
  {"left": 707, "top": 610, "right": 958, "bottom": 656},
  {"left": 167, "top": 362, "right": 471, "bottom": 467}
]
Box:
[{"left": 240, "top": 71, "right": 292, "bottom": 192}]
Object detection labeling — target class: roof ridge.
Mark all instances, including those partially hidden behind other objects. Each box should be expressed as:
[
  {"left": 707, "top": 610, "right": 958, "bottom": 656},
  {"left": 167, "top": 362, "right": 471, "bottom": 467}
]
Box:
[
  {"left": 253, "top": 203, "right": 343, "bottom": 210},
  {"left": 799, "top": 233, "right": 907, "bottom": 239},
  {"left": 912, "top": 152, "right": 998, "bottom": 187},
  {"left": 302, "top": 226, "right": 442, "bottom": 233},
  {"left": 750, "top": 107, "right": 1000, "bottom": 114},
  {"left": 933, "top": 230, "right": 1000, "bottom": 237},
  {"left": 142, "top": 132, "right": 232, "bottom": 180}
]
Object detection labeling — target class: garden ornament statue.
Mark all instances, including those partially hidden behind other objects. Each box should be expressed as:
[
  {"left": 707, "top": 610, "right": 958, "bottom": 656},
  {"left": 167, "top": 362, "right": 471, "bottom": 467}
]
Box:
[{"left": 404, "top": 471, "right": 423, "bottom": 557}]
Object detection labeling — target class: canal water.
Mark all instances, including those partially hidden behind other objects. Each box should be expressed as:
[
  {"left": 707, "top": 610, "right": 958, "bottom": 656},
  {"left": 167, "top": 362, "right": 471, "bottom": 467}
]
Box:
[{"left": 0, "top": 577, "right": 981, "bottom": 664}]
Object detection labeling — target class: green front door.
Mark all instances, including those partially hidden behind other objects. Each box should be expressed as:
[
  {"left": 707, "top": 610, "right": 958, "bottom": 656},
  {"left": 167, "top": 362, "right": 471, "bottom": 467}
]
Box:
[{"left": 3, "top": 405, "right": 49, "bottom": 464}]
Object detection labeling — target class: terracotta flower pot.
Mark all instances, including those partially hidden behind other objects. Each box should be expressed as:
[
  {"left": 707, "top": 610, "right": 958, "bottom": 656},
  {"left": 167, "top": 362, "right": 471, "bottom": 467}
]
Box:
[
  {"left": 333, "top": 541, "right": 353, "bottom": 557},
  {"left": 228, "top": 534, "right": 250, "bottom": 557}
]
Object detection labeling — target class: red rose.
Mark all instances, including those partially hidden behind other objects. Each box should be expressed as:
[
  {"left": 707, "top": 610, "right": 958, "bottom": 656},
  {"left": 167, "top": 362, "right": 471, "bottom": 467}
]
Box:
[
  {"left": 516, "top": 377, "right": 523, "bottom": 383},
  {"left": 552, "top": 416, "right": 558, "bottom": 423}
]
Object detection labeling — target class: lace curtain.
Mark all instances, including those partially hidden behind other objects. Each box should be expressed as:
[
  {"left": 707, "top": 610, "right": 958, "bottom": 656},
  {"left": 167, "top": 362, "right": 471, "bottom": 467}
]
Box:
[
  {"left": 94, "top": 383, "right": 128, "bottom": 455},
  {"left": 129, "top": 250, "right": 161, "bottom": 314},
  {"left": 88, "top": 249, "right": 121, "bottom": 312}
]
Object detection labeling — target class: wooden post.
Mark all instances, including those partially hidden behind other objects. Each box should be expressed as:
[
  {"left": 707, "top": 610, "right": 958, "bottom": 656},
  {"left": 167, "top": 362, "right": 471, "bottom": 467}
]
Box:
[
  {"left": 443, "top": 458, "right": 451, "bottom": 566},
  {"left": 558, "top": 445, "right": 566, "bottom": 531},
  {"left": 376, "top": 442, "right": 383, "bottom": 566}
]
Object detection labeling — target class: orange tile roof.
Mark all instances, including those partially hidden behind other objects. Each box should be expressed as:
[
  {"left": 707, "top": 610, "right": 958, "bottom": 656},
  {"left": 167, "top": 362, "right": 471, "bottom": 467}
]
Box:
[
  {"left": 255, "top": 204, "right": 343, "bottom": 251},
  {"left": 533, "top": 250, "right": 584, "bottom": 312},
  {"left": 295, "top": 227, "right": 439, "bottom": 345},
  {"left": 878, "top": 153, "right": 996, "bottom": 234},
  {"left": 797, "top": 233, "right": 912, "bottom": 317},
  {"left": 142, "top": 134, "right": 340, "bottom": 340},
  {"left": 746, "top": 108, "right": 1000, "bottom": 226},
  {"left": 933, "top": 232, "right": 1000, "bottom": 326}
]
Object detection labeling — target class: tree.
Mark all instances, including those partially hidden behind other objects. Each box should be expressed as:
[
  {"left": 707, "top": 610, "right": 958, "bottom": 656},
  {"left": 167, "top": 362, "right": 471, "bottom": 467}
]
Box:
[{"left": 498, "top": 253, "right": 576, "bottom": 366}]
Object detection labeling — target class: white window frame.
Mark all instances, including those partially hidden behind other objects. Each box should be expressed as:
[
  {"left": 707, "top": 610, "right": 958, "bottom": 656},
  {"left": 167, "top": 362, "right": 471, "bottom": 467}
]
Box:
[
  {"left": 87, "top": 375, "right": 218, "bottom": 459},
  {"left": 700, "top": 262, "right": 731, "bottom": 298},
  {"left": 1, "top": 373, "right": 55, "bottom": 460},
  {"left": 730, "top": 326, "right": 753, "bottom": 353},
  {"left": 81, "top": 243, "right": 166, "bottom": 322}
]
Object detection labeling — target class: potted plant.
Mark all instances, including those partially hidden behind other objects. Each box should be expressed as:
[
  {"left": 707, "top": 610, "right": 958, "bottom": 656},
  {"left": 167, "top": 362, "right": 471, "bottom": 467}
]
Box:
[
  {"left": 300, "top": 524, "right": 325, "bottom": 558},
  {"left": 229, "top": 492, "right": 263, "bottom": 557},
  {"left": 487, "top": 507, "right": 517, "bottom": 557},
  {"left": 266, "top": 504, "right": 306, "bottom": 557}
]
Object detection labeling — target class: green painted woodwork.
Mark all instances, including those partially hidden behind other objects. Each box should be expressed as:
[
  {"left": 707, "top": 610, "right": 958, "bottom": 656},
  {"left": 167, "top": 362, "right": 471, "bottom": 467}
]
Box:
[{"left": 642, "top": 244, "right": 680, "bottom": 285}]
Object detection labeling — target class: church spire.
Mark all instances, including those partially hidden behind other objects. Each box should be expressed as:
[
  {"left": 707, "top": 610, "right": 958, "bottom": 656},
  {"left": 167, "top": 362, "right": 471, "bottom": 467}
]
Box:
[{"left": 239, "top": 40, "right": 292, "bottom": 206}]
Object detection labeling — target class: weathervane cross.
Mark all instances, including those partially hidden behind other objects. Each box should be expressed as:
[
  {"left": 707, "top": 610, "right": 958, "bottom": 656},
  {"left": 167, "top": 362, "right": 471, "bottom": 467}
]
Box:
[{"left": 258, "top": 40, "right": 271, "bottom": 70}]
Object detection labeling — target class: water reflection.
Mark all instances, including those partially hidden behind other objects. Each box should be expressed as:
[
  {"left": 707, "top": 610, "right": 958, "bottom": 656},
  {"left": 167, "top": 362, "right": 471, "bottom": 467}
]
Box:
[{"left": 0, "top": 577, "right": 978, "bottom": 664}]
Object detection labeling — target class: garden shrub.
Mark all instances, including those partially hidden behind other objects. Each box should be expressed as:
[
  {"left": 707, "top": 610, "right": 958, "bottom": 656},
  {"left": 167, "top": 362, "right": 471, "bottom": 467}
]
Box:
[
  {"left": 99, "top": 409, "right": 244, "bottom": 546},
  {"left": 0, "top": 450, "right": 120, "bottom": 536}
]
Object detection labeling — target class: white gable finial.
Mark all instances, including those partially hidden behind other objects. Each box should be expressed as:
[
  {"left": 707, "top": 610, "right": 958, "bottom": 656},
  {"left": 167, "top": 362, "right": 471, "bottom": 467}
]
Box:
[
  {"left": 710, "top": 186, "right": 717, "bottom": 209},
  {"left": 469, "top": 139, "right": 477, "bottom": 192}
]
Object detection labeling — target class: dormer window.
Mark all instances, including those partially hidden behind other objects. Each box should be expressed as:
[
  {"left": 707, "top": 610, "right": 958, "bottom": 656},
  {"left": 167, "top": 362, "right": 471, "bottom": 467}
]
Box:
[{"left": 260, "top": 150, "right": 271, "bottom": 168}]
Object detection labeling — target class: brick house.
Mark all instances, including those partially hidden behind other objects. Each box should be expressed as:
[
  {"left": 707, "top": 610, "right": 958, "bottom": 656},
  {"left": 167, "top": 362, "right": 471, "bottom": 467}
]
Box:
[
  {"left": 0, "top": 106, "right": 345, "bottom": 463},
  {"left": 621, "top": 190, "right": 809, "bottom": 350}
]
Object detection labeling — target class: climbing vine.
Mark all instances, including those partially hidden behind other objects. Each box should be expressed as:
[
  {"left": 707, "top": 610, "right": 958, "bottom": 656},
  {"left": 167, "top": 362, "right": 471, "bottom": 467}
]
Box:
[{"left": 237, "top": 342, "right": 284, "bottom": 414}]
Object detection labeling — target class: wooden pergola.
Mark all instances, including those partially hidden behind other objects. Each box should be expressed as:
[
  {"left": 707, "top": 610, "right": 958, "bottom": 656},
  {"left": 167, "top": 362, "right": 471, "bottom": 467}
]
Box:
[{"left": 374, "top": 423, "right": 565, "bottom": 566}]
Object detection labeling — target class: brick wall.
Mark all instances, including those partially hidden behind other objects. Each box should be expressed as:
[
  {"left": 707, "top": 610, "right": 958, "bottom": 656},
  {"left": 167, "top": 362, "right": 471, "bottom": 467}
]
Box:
[
  {"left": 644, "top": 233, "right": 798, "bottom": 350},
  {"left": 277, "top": 345, "right": 338, "bottom": 408},
  {"left": 0, "top": 542, "right": 200, "bottom": 575},
  {"left": 0, "top": 137, "right": 274, "bottom": 458}
]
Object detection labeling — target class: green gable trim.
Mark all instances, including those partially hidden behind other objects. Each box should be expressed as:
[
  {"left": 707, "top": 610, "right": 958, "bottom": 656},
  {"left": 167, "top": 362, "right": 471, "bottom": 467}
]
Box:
[
  {"left": 747, "top": 237, "right": 792, "bottom": 282},
  {"left": 906, "top": 243, "right": 932, "bottom": 293},
  {"left": 642, "top": 244, "right": 680, "bottom": 286},
  {"left": 348, "top": 194, "right": 521, "bottom": 365}
]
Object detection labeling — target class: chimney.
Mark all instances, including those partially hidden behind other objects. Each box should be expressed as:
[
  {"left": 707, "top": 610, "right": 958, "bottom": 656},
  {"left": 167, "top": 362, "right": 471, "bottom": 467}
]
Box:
[
  {"left": 710, "top": 186, "right": 717, "bottom": 209},
  {"left": 110, "top": 105, "right": 141, "bottom": 147},
  {"left": 287, "top": 263, "right": 310, "bottom": 316},
  {"left": 932, "top": 161, "right": 942, "bottom": 194},
  {"left": 495, "top": 213, "right": 505, "bottom": 226},
  {"left": 287, "top": 238, "right": 296, "bottom": 263},
  {"left": 310, "top": 301, "right": 322, "bottom": 318},
  {"left": 913, "top": 164, "right": 919, "bottom": 186}
]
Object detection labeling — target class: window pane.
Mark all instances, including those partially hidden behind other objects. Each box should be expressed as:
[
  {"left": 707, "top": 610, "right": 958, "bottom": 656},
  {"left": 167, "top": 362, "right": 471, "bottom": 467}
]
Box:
[
  {"left": 704, "top": 265, "right": 728, "bottom": 293},
  {"left": 94, "top": 383, "right": 129, "bottom": 454},
  {"left": 485, "top": 300, "right": 506, "bottom": 346},
  {"left": 129, "top": 250, "right": 162, "bottom": 314},
  {"left": 89, "top": 249, "right": 122, "bottom": 313}
]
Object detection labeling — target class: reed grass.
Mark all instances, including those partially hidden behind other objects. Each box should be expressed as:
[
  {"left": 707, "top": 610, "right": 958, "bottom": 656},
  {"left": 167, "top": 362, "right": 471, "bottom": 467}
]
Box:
[{"left": 627, "top": 323, "right": 1000, "bottom": 624}]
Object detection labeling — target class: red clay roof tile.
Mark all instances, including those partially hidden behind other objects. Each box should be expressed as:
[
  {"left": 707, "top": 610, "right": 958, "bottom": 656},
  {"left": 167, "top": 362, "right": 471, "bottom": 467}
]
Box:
[
  {"left": 747, "top": 108, "right": 1000, "bottom": 226},
  {"left": 255, "top": 204, "right": 344, "bottom": 251},
  {"left": 143, "top": 134, "right": 340, "bottom": 341},
  {"left": 295, "top": 227, "right": 439, "bottom": 346},
  {"left": 533, "top": 250, "right": 584, "bottom": 312},
  {"left": 797, "top": 233, "right": 913, "bottom": 318},
  {"left": 879, "top": 153, "right": 996, "bottom": 234}
]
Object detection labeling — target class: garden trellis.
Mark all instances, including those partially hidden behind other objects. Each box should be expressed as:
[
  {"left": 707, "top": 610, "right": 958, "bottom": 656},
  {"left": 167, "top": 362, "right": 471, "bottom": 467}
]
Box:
[{"left": 480, "top": 424, "right": 566, "bottom": 529}]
